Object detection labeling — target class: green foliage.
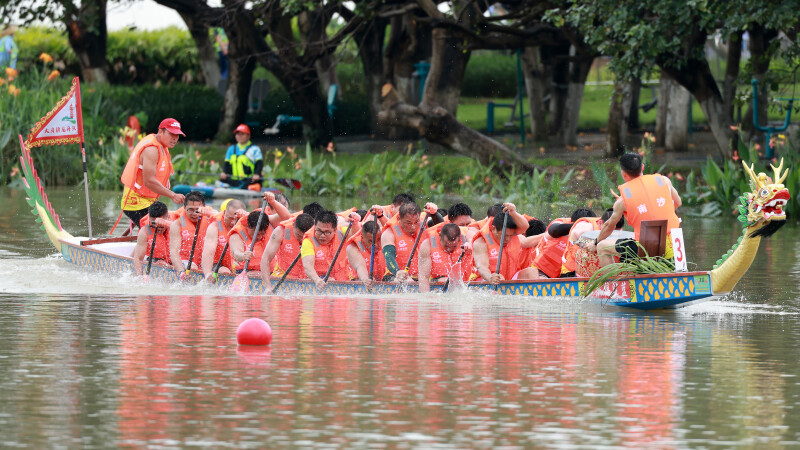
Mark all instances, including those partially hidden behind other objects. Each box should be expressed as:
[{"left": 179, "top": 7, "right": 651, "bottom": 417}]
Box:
[{"left": 461, "top": 52, "right": 520, "bottom": 98}]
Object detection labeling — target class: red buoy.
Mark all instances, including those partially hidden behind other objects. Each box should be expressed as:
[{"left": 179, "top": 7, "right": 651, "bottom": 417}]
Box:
[{"left": 236, "top": 318, "right": 273, "bottom": 346}]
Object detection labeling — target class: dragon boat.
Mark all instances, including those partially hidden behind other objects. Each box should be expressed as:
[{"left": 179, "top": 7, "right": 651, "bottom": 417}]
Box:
[{"left": 19, "top": 143, "right": 790, "bottom": 310}]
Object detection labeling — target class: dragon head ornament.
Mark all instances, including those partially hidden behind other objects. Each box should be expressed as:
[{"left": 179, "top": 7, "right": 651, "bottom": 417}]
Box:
[{"left": 741, "top": 159, "right": 790, "bottom": 237}]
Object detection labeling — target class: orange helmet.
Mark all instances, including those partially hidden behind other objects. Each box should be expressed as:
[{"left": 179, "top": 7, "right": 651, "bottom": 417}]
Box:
[{"left": 234, "top": 124, "right": 251, "bottom": 135}]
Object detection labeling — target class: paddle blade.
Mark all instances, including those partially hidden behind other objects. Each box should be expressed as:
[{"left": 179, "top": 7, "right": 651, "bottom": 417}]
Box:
[
  {"left": 231, "top": 269, "right": 250, "bottom": 292},
  {"left": 274, "top": 178, "right": 302, "bottom": 190}
]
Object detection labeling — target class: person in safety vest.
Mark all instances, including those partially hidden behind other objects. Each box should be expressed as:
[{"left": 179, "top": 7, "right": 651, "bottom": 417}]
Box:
[
  {"left": 472, "top": 203, "right": 531, "bottom": 284},
  {"left": 200, "top": 198, "right": 246, "bottom": 282},
  {"left": 261, "top": 213, "right": 315, "bottom": 293},
  {"left": 346, "top": 218, "right": 386, "bottom": 288},
  {"left": 418, "top": 223, "right": 475, "bottom": 293},
  {"left": 168, "top": 191, "right": 209, "bottom": 280},
  {"left": 588, "top": 153, "right": 682, "bottom": 266},
  {"left": 381, "top": 201, "right": 439, "bottom": 283},
  {"left": 301, "top": 210, "right": 362, "bottom": 289},
  {"left": 221, "top": 124, "right": 263, "bottom": 188},
  {"left": 120, "top": 118, "right": 185, "bottom": 228},
  {"left": 229, "top": 210, "right": 272, "bottom": 273},
  {"left": 133, "top": 201, "right": 173, "bottom": 276}
]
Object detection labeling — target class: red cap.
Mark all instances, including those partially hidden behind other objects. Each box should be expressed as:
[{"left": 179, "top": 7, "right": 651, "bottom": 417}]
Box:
[
  {"left": 159, "top": 118, "right": 185, "bottom": 136},
  {"left": 234, "top": 124, "right": 251, "bottom": 135}
]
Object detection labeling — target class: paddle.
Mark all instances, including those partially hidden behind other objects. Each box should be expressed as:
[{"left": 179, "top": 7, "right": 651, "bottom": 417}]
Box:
[
  {"left": 369, "top": 211, "right": 378, "bottom": 280},
  {"left": 211, "top": 241, "right": 229, "bottom": 281},
  {"left": 322, "top": 220, "right": 355, "bottom": 285},
  {"left": 494, "top": 212, "right": 509, "bottom": 291},
  {"left": 403, "top": 213, "right": 430, "bottom": 274},
  {"left": 143, "top": 223, "right": 159, "bottom": 280},
  {"left": 443, "top": 245, "right": 466, "bottom": 293},
  {"left": 271, "top": 253, "right": 302, "bottom": 294},
  {"left": 184, "top": 216, "right": 203, "bottom": 278},
  {"left": 176, "top": 170, "right": 302, "bottom": 190},
  {"left": 232, "top": 198, "right": 269, "bottom": 292}
]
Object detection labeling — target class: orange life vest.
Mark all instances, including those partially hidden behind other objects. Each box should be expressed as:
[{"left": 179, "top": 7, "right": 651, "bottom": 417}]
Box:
[
  {"left": 351, "top": 234, "right": 386, "bottom": 280},
  {"left": 619, "top": 174, "right": 681, "bottom": 240},
  {"left": 229, "top": 221, "right": 267, "bottom": 271},
  {"left": 144, "top": 225, "right": 171, "bottom": 263},
  {"left": 428, "top": 233, "right": 473, "bottom": 281},
  {"left": 303, "top": 228, "right": 349, "bottom": 281},
  {"left": 390, "top": 223, "right": 421, "bottom": 276},
  {"left": 177, "top": 210, "right": 209, "bottom": 267},
  {"left": 533, "top": 217, "right": 571, "bottom": 278},
  {"left": 120, "top": 134, "right": 173, "bottom": 199},
  {"left": 472, "top": 226, "right": 523, "bottom": 280},
  {"left": 274, "top": 225, "right": 306, "bottom": 278},
  {"left": 561, "top": 217, "right": 602, "bottom": 274},
  {"left": 138, "top": 209, "right": 181, "bottom": 228},
  {"left": 209, "top": 216, "right": 234, "bottom": 272}
]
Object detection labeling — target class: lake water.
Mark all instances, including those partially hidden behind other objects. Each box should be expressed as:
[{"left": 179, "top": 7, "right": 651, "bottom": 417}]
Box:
[{"left": 1, "top": 187, "right": 799, "bottom": 447}]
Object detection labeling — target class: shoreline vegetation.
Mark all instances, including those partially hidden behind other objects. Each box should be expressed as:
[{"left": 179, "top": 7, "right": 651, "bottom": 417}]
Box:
[{"left": 3, "top": 28, "right": 799, "bottom": 221}]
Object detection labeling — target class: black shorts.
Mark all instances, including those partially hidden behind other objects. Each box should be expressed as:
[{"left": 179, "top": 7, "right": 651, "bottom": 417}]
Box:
[
  {"left": 615, "top": 238, "right": 639, "bottom": 263},
  {"left": 123, "top": 209, "right": 149, "bottom": 228},
  {"left": 560, "top": 271, "right": 576, "bottom": 278}
]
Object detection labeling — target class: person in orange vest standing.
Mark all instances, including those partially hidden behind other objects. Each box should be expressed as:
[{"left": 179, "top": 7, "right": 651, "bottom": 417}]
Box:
[
  {"left": 120, "top": 118, "right": 186, "bottom": 228},
  {"left": 588, "top": 153, "right": 682, "bottom": 266}
]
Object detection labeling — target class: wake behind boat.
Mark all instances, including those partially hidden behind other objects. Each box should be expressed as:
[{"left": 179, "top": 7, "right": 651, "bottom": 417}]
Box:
[{"left": 19, "top": 143, "right": 791, "bottom": 310}]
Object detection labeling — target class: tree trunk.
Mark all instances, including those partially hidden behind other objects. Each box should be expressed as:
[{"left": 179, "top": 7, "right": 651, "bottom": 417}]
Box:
[
  {"left": 665, "top": 81, "right": 691, "bottom": 152},
  {"left": 65, "top": 0, "right": 109, "bottom": 83},
  {"left": 216, "top": 54, "right": 255, "bottom": 141},
  {"left": 562, "top": 50, "right": 593, "bottom": 147},
  {"left": 722, "top": 31, "right": 742, "bottom": 123},
  {"left": 520, "top": 46, "right": 548, "bottom": 142},
  {"left": 742, "top": 25, "right": 776, "bottom": 143},
  {"left": 606, "top": 82, "right": 631, "bottom": 157},
  {"left": 356, "top": 18, "right": 389, "bottom": 136},
  {"left": 383, "top": 13, "right": 429, "bottom": 139},
  {"left": 655, "top": 74, "right": 670, "bottom": 146},
  {"left": 422, "top": 27, "right": 471, "bottom": 115},
  {"left": 180, "top": 12, "right": 221, "bottom": 89},
  {"left": 543, "top": 45, "right": 570, "bottom": 138},
  {"left": 627, "top": 78, "right": 641, "bottom": 130},
  {"left": 379, "top": 84, "right": 536, "bottom": 171},
  {"left": 660, "top": 58, "right": 735, "bottom": 157}
]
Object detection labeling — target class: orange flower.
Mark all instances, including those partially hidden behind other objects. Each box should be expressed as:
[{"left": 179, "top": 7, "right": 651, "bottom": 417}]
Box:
[
  {"left": 194, "top": 150, "right": 201, "bottom": 159},
  {"left": 5, "top": 67, "right": 17, "bottom": 81},
  {"left": 295, "top": 159, "right": 303, "bottom": 170},
  {"left": 0, "top": 77, "right": 5, "bottom": 86},
  {"left": 484, "top": 177, "right": 491, "bottom": 184},
  {"left": 39, "top": 53, "right": 53, "bottom": 64},
  {"left": 46, "top": 70, "right": 60, "bottom": 81},
  {"left": 8, "top": 84, "right": 19, "bottom": 96},
  {"left": 326, "top": 142, "right": 335, "bottom": 153},
  {"left": 430, "top": 183, "right": 437, "bottom": 190}
]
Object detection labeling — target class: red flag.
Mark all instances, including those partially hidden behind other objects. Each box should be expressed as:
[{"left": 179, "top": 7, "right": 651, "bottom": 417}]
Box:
[{"left": 26, "top": 76, "right": 84, "bottom": 148}]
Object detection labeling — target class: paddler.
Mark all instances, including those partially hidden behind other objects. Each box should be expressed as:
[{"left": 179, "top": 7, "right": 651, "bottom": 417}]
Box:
[
  {"left": 132, "top": 201, "right": 172, "bottom": 276},
  {"left": 301, "top": 210, "right": 362, "bottom": 289},
  {"left": 527, "top": 208, "right": 594, "bottom": 279},
  {"left": 559, "top": 208, "right": 624, "bottom": 277},
  {"left": 120, "top": 118, "right": 186, "bottom": 228},
  {"left": 346, "top": 219, "right": 386, "bottom": 285},
  {"left": 221, "top": 124, "right": 264, "bottom": 189},
  {"left": 261, "top": 213, "right": 315, "bottom": 293},
  {"left": 200, "top": 198, "right": 246, "bottom": 282},
  {"left": 418, "top": 223, "right": 475, "bottom": 293},
  {"left": 228, "top": 210, "right": 272, "bottom": 274},
  {"left": 588, "top": 153, "right": 682, "bottom": 266},
  {"left": 472, "top": 203, "right": 531, "bottom": 284},
  {"left": 168, "top": 191, "right": 209, "bottom": 280},
  {"left": 380, "top": 201, "right": 440, "bottom": 282}
]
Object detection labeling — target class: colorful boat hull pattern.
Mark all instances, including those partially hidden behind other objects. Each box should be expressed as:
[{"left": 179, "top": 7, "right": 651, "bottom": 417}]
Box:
[{"left": 60, "top": 240, "right": 714, "bottom": 310}]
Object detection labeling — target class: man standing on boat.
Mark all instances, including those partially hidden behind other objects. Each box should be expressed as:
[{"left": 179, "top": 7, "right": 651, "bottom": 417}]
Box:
[
  {"left": 120, "top": 118, "right": 186, "bottom": 228},
  {"left": 168, "top": 191, "right": 208, "bottom": 280},
  {"left": 132, "top": 201, "right": 172, "bottom": 276},
  {"left": 221, "top": 124, "right": 264, "bottom": 189},
  {"left": 588, "top": 153, "right": 682, "bottom": 266}
]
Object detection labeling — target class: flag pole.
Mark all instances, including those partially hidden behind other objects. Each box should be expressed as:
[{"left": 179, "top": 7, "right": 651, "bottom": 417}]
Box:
[{"left": 75, "top": 80, "right": 93, "bottom": 238}]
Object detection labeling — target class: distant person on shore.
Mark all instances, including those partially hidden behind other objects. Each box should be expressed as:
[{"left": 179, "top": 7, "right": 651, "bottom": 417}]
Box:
[
  {"left": 120, "top": 118, "right": 186, "bottom": 228},
  {"left": 0, "top": 25, "right": 19, "bottom": 70},
  {"left": 213, "top": 27, "right": 229, "bottom": 79},
  {"left": 221, "top": 124, "right": 264, "bottom": 189}
]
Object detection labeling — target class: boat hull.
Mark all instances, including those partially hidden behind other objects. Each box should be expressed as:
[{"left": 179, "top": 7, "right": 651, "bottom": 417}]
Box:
[
  {"left": 59, "top": 239, "right": 714, "bottom": 310},
  {"left": 173, "top": 184, "right": 281, "bottom": 199}
]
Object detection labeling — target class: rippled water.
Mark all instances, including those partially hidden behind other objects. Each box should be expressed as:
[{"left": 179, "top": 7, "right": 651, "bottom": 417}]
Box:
[{"left": 1, "top": 187, "right": 800, "bottom": 447}]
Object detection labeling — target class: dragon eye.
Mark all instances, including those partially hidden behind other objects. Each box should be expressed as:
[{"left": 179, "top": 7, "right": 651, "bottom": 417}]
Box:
[{"left": 760, "top": 188, "right": 770, "bottom": 198}]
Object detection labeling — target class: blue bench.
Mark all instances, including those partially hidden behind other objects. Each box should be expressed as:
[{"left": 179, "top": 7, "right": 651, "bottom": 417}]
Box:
[{"left": 264, "top": 84, "right": 338, "bottom": 135}]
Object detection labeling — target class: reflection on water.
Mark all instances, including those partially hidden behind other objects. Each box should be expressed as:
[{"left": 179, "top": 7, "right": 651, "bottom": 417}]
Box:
[
  {"left": 1, "top": 294, "right": 800, "bottom": 447},
  {"left": 2, "top": 187, "right": 800, "bottom": 445}
]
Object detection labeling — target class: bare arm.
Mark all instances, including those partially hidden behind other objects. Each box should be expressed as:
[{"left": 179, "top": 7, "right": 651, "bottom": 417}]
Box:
[
  {"left": 302, "top": 255, "right": 320, "bottom": 283},
  {"left": 595, "top": 197, "right": 625, "bottom": 245},
  {"left": 141, "top": 147, "right": 181, "bottom": 203},
  {"left": 266, "top": 195, "right": 291, "bottom": 228},
  {"left": 132, "top": 228, "right": 148, "bottom": 276},
  {"left": 229, "top": 233, "right": 247, "bottom": 263},
  {"left": 201, "top": 225, "right": 218, "bottom": 277},
  {"left": 473, "top": 238, "right": 492, "bottom": 281},
  {"left": 261, "top": 227, "right": 284, "bottom": 289},
  {"left": 665, "top": 175, "right": 682, "bottom": 208},
  {"left": 519, "top": 233, "right": 544, "bottom": 249},
  {"left": 169, "top": 221, "right": 184, "bottom": 273},
  {"left": 418, "top": 240, "right": 432, "bottom": 293},
  {"left": 503, "top": 202, "right": 528, "bottom": 234},
  {"left": 346, "top": 244, "right": 369, "bottom": 282}
]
